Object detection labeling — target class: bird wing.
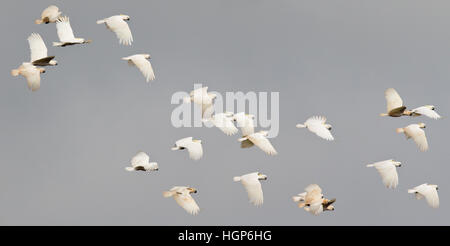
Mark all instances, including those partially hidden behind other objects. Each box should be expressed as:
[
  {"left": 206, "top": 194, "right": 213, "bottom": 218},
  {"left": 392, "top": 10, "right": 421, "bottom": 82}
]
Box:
[
  {"left": 186, "top": 141, "right": 203, "bottom": 160},
  {"left": 385, "top": 88, "right": 403, "bottom": 112},
  {"left": 416, "top": 185, "right": 439, "bottom": 208},
  {"left": 202, "top": 104, "right": 215, "bottom": 119},
  {"left": 174, "top": 193, "right": 200, "bottom": 215},
  {"left": 248, "top": 133, "right": 277, "bottom": 155},
  {"left": 42, "top": 5, "right": 59, "bottom": 18},
  {"left": 28, "top": 33, "right": 48, "bottom": 61},
  {"left": 107, "top": 17, "right": 133, "bottom": 45},
  {"left": 406, "top": 126, "right": 428, "bottom": 151},
  {"left": 242, "top": 179, "right": 264, "bottom": 206},
  {"left": 22, "top": 64, "right": 41, "bottom": 91},
  {"left": 308, "top": 201, "right": 324, "bottom": 215},
  {"left": 131, "top": 152, "right": 150, "bottom": 167},
  {"left": 306, "top": 117, "right": 334, "bottom": 141},
  {"left": 130, "top": 55, "right": 155, "bottom": 82},
  {"left": 412, "top": 107, "right": 441, "bottom": 119},
  {"left": 305, "top": 184, "right": 322, "bottom": 194},
  {"left": 56, "top": 16, "right": 75, "bottom": 42},
  {"left": 373, "top": 161, "right": 399, "bottom": 188},
  {"left": 212, "top": 114, "right": 238, "bottom": 136}
]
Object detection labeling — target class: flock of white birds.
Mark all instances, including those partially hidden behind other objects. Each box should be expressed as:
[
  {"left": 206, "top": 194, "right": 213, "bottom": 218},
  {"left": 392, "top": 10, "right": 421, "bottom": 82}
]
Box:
[{"left": 10, "top": 5, "right": 444, "bottom": 216}]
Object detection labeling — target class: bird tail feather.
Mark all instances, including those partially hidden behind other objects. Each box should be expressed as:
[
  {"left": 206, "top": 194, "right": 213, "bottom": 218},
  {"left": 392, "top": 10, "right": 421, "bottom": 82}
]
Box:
[
  {"left": 125, "top": 167, "right": 134, "bottom": 172},
  {"left": 296, "top": 124, "right": 306, "bottom": 128},
  {"left": 96, "top": 19, "right": 106, "bottom": 24},
  {"left": 53, "top": 42, "right": 64, "bottom": 47},
  {"left": 379, "top": 113, "right": 388, "bottom": 117},
  {"left": 233, "top": 177, "right": 241, "bottom": 182},
  {"left": 11, "top": 69, "right": 20, "bottom": 76},
  {"left": 35, "top": 19, "right": 43, "bottom": 24},
  {"left": 408, "top": 189, "right": 416, "bottom": 194},
  {"left": 366, "top": 164, "right": 375, "bottom": 167},
  {"left": 396, "top": 128, "right": 404, "bottom": 133},
  {"left": 163, "top": 191, "right": 174, "bottom": 198}
]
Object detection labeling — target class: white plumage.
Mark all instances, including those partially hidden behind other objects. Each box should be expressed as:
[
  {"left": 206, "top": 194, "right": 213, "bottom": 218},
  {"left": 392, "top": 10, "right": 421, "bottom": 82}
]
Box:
[
  {"left": 296, "top": 116, "right": 334, "bottom": 141},
  {"left": 396, "top": 123, "right": 428, "bottom": 151},
  {"left": 408, "top": 183, "right": 439, "bottom": 208},
  {"left": 122, "top": 54, "right": 155, "bottom": 82},
  {"left": 97, "top": 15, "right": 133, "bottom": 46},
  {"left": 410, "top": 106, "right": 441, "bottom": 120},
  {"left": 35, "top": 5, "right": 61, "bottom": 24},
  {"left": 233, "top": 112, "right": 255, "bottom": 137},
  {"left": 292, "top": 184, "right": 335, "bottom": 215},
  {"left": 125, "top": 152, "right": 158, "bottom": 172},
  {"left": 11, "top": 62, "right": 45, "bottom": 92},
  {"left": 53, "top": 16, "right": 91, "bottom": 47},
  {"left": 238, "top": 131, "right": 277, "bottom": 156},
  {"left": 172, "top": 137, "right": 203, "bottom": 160},
  {"left": 233, "top": 172, "right": 267, "bottom": 207},
  {"left": 184, "top": 87, "right": 216, "bottom": 118},
  {"left": 163, "top": 186, "right": 200, "bottom": 215},
  {"left": 28, "top": 33, "right": 57, "bottom": 66},
  {"left": 366, "top": 160, "right": 401, "bottom": 189},
  {"left": 203, "top": 112, "right": 238, "bottom": 136}
]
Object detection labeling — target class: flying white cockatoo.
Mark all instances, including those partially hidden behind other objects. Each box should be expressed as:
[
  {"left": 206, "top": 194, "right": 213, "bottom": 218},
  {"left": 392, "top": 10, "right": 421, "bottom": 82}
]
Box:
[
  {"left": 409, "top": 106, "right": 441, "bottom": 120},
  {"left": 171, "top": 137, "right": 203, "bottom": 160},
  {"left": 380, "top": 88, "right": 411, "bottom": 117},
  {"left": 53, "top": 16, "right": 91, "bottom": 47},
  {"left": 408, "top": 183, "right": 439, "bottom": 208},
  {"left": 163, "top": 186, "right": 200, "bottom": 215},
  {"left": 27, "top": 33, "right": 57, "bottom": 66},
  {"left": 232, "top": 112, "right": 255, "bottom": 137},
  {"left": 396, "top": 123, "right": 428, "bottom": 151},
  {"left": 125, "top": 152, "right": 158, "bottom": 172},
  {"left": 35, "top": 5, "right": 61, "bottom": 24},
  {"left": 366, "top": 159, "right": 402, "bottom": 189},
  {"left": 296, "top": 116, "right": 334, "bottom": 141},
  {"left": 122, "top": 54, "right": 155, "bottom": 82},
  {"left": 233, "top": 172, "right": 267, "bottom": 207},
  {"left": 11, "top": 63, "right": 45, "bottom": 91},
  {"left": 96, "top": 15, "right": 133, "bottom": 46},
  {"left": 183, "top": 87, "right": 217, "bottom": 119},
  {"left": 238, "top": 131, "right": 277, "bottom": 156},
  {"left": 292, "top": 184, "right": 336, "bottom": 215},
  {"left": 203, "top": 112, "right": 238, "bottom": 136}
]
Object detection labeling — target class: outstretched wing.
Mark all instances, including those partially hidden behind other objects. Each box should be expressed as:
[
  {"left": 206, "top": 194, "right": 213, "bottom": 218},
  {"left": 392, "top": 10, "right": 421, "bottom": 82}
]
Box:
[
  {"left": 306, "top": 116, "right": 334, "bottom": 141},
  {"left": 412, "top": 107, "right": 441, "bottom": 119},
  {"left": 130, "top": 56, "right": 155, "bottom": 82},
  {"left": 174, "top": 193, "right": 200, "bottom": 215},
  {"left": 248, "top": 133, "right": 277, "bottom": 155},
  {"left": 108, "top": 17, "right": 133, "bottom": 45},
  {"left": 372, "top": 160, "right": 399, "bottom": 188},
  {"left": 186, "top": 141, "right": 203, "bottom": 160},
  {"left": 242, "top": 179, "right": 264, "bottom": 206},
  {"left": 406, "top": 126, "right": 428, "bottom": 151},
  {"left": 28, "top": 33, "right": 48, "bottom": 61},
  {"left": 385, "top": 88, "right": 403, "bottom": 112},
  {"left": 131, "top": 152, "right": 150, "bottom": 167},
  {"left": 416, "top": 185, "right": 439, "bottom": 208},
  {"left": 56, "top": 16, "right": 75, "bottom": 42}
]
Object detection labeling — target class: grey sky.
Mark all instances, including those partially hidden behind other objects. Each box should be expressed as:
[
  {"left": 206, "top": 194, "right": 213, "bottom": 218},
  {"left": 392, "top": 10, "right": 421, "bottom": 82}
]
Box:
[{"left": 0, "top": 0, "right": 449, "bottom": 225}]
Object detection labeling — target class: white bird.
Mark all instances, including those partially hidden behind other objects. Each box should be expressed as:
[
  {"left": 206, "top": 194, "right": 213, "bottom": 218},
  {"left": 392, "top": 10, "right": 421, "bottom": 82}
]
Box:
[
  {"left": 366, "top": 159, "right": 402, "bottom": 189},
  {"left": 203, "top": 112, "right": 238, "bottom": 136},
  {"left": 122, "top": 54, "right": 155, "bottom": 82},
  {"left": 171, "top": 137, "right": 203, "bottom": 160},
  {"left": 396, "top": 123, "right": 428, "bottom": 151},
  {"left": 380, "top": 88, "right": 411, "bottom": 117},
  {"left": 184, "top": 87, "right": 216, "bottom": 118},
  {"left": 292, "top": 184, "right": 336, "bottom": 215},
  {"left": 53, "top": 16, "right": 91, "bottom": 47},
  {"left": 408, "top": 183, "right": 439, "bottom": 208},
  {"left": 296, "top": 116, "right": 334, "bottom": 141},
  {"left": 27, "top": 33, "right": 57, "bottom": 66},
  {"left": 125, "top": 152, "right": 158, "bottom": 172},
  {"left": 238, "top": 131, "right": 277, "bottom": 156},
  {"left": 233, "top": 172, "right": 267, "bottom": 207},
  {"left": 232, "top": 112, "right": 255, "bottom": 137},
  {"left": 35, "top": 5, "right": 61, "bottom": 24},
  {"left": 410, "top": 105, "right": 441, "bottom": 120},
  {"left": 163, "top": 186, "right": 200, "bottom": 215},
  {"left": 11, "top": 63, "right": 45, "bottom": 91},
  {"left": 97, "top": 15, "right": 133, "bottom": 46}
]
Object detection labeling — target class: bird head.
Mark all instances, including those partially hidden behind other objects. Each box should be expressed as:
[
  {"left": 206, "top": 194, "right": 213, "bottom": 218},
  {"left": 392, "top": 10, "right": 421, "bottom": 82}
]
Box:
[
  {"left": 257, "top": 172, "right": 268, "bottom": 181},
  {"left": 393, "top": 161, "right": 402, "bottom": 167},
  {"left": 143, "top": 54, "right": 151, "bottom": 59},
  {"left": 425, "top": 105, "right": 436, "bottom": 110},
  {"left": 418, "top": 123, "right": 426, "bottom": 128},
  {"left": 325, "top": 124, "right": 332, "bottom": 130},
  {"left": 120, "top": 14, "right": 131, "bottom": 21},
  {"left": 39, "top": 68, "right": 46, "bottom": 74},
  {"left": 193, "top": 139, "right": 202, "bottom": 144},
  {"left": 187, "top": 187, "right": 197, "bottom": 194},
  {"left": 149, "top": 162, "right": 159, "bottom": 171}
]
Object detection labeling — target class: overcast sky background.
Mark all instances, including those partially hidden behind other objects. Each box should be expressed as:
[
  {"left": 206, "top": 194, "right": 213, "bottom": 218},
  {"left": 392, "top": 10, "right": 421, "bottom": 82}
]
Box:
[{"left": 0, "top": 0, "right": 449, "bottom": 225}]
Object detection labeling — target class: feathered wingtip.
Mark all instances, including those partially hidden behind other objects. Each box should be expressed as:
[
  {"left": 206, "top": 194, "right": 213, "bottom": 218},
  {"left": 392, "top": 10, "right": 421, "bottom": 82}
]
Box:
[
  {"left": 11, "top": 69, "right": 20, "bottom": 76},
  {"left": 233, "top": 176, "right": 241, "bottom": 182}
]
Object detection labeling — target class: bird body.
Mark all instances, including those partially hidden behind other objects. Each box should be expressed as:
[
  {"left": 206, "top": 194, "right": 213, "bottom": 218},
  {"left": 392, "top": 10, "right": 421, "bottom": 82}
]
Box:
[
  {"left": 233, "top": 112, "right": 255, "bottom": 137},
  {"left": 233, "top": 172, "right": 267, "bottom": 207},
  {"left": 11, "top": 63, "right": 45, "bottom": 91},
  {"left": 28, "top": 33, "right": 57, "bottom": 66},
  {"left": 296, "top": 116, "right": 334, "bottom": 141},
  {"left": 122, "top": 54, "right": 155, "bottom": 82},
  {"left": 396, "top": 123, "right": 428, "bottom": 151},
  {"left": 125, "top": 152, "right": 158, "bottom": 172},
  {"left": 53, "top": 16, "right": 91, "bottom": 47},
  {"left": 410, "top": 105, "right": 441, "bottom": 119},
  {"left": 367, "top": 159, "right": 401, "bottom": 188},
  {"left": 163, "top": 186, "right": 199, "bottom": 215},
  {"left": 238, "top": 131, "right": 277, "bottom": 155},
  {"left": 408, "top": 183, "right": 439, "bottom": 208},
  {"left": 97, "top": 15, "right": 133, "bottom": 46},
  {"left": 172, "top": 137, "right": 203, "bottom": 160},
  {"left": 35, "top": 5, "right": 61, "bottom": 24},
  {"left": 184, "top": 87, "right": 216, "bottom": 118},
  {"left": 203, "top": 112, "right": 238, "bottom": 136}
]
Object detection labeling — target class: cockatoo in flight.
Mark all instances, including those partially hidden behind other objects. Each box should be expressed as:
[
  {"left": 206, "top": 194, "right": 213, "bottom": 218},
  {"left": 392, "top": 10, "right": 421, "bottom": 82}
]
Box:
[
  {"left": 203, "top": 112, "right": 239, "bottom": 136},
  {"left": 53, "top": 16, "right": 91, "bottom": 47},
  {"left": 409, "top": 105, "right": 441, "bottom": 120},
  {"left": 171, "top": 137, "right": 203, "bottom": 160},
  {"left": 163, "top": 186, "right": 200, "bottom": 215},
  {"left": 183, "top": 87, "right": 216, "bottom": 119},
  {"left": 125, "top": 152, "right": 158, "bottom": 172},
  {"left": 292, "top": 184, "right": 336, "bottom": 215},
  {"left": 380, "top": 88, "right": 411, "bottom": 117},
  {"left": 35, "top": 5, "right": 61, "bottom": 24},
  {"left": 97, "top": 15, "right": 133, "bottom": 46},
  {"left": 396, "top": 123, "right": 428, "bottom": 151},
  {"left": 296, "top": 116, "right": 334, "bottom": 141},
  {"left": 367, "top": 159, "right": 402, "bottom": 189},
  {"left": 408, "top": 183, "right": 439, "bottom": 208},
  {"left": 233, "top": 172, "right": 267, "bottom": 207},
  {"left": 233, "top": 112, "right": 255, "bottom": 137},
  {"left": 238, "top": 131, "right": 277, "bottom": 156},
  {"left": 27, "top": 33, "right": 57, "bottom": 66},
  {"left": 11, "top": 63, "right": 45, "bottom": 91},
  {"left": 122, "top": 54, "right": 155, "bottom": 82}
]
